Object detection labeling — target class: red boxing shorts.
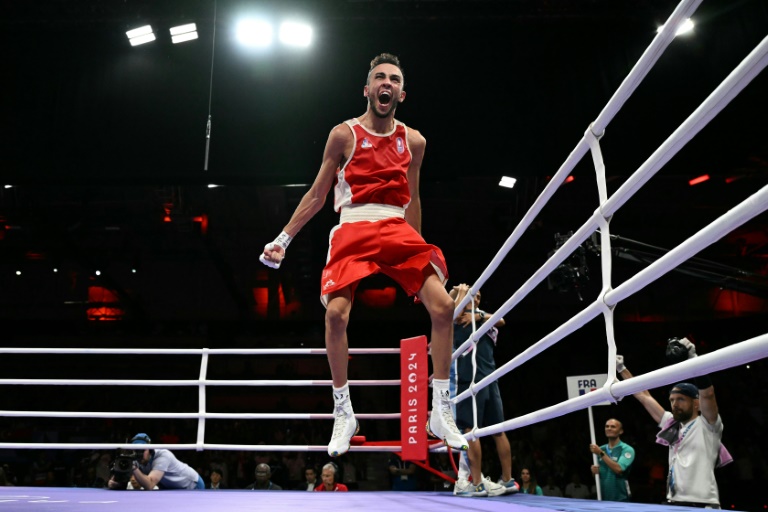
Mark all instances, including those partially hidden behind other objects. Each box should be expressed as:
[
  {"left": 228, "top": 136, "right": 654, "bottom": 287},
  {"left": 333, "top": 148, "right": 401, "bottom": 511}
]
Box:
[{"left": 320, "top": 217, "right": 448, "bottom": 307}]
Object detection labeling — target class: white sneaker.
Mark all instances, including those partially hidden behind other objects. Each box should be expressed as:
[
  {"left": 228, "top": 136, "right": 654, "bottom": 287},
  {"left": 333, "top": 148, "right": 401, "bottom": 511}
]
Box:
[
  {"left": 327, "top": 399, "right": 359, "bottom": 457},
  {"left": 453, "top": 478, "right": 472, "bottom": 496},
  {"left": 453, "top": 478, "right": 488, "bottom": 497},
  {"left": 482, "top": 475, "right": 507, "bottom": 497},
  {"left": 497, "top": 477, "right": 520, "bottom": 495}
]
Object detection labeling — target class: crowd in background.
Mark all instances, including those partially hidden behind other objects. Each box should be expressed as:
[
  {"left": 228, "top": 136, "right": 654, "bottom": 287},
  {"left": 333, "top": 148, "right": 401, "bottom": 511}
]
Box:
[{"left": 0, "top": 390, "right": 764, "bottom": 509}]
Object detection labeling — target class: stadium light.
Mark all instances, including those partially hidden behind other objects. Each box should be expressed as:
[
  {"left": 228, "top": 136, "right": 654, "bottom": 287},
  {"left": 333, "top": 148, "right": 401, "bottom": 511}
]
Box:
[
  {"left": 170, "top": 23, "right": 198, "bottom": 44},
  {"left": 236, "top": 19, "right": 273, "bottom": 47},
  {"left": 499, "top": 176, "right": 517, "bottom": 189},
  {"left": 126, "top": 25, "right": 156, "bottom": 46},
  {"left": 279, "top": 21, "right": 312, "bottom": 47}
]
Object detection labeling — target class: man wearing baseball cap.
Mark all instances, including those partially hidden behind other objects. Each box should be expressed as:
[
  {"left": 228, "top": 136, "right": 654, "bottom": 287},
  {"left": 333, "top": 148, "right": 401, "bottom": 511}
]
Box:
[
  {"left": 616, "top": 337, "right": 729, "bottom": 508},
  {"left": 108, "top": 433, "right": 204, "bottom": 490}
]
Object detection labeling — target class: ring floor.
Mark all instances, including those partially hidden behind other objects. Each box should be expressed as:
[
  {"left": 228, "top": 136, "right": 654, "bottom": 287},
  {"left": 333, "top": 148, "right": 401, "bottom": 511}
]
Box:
[{"left": 0, "top": 487, "right": 737, "bottom": 512}]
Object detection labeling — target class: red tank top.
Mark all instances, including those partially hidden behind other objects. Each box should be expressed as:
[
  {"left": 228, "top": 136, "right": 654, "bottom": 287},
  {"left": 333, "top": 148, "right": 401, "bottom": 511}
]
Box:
[{"left": 333, "top": 118, "right": 412, "bottom": 212}]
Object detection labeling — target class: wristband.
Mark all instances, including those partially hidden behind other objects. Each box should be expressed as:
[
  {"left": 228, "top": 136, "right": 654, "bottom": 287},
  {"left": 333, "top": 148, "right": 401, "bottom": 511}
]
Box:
[
  {"left": 694, "top": 374, "right": 712, "bottom": 390},
  {"left": 273, "top": 231, "right": 293, "bottom": 250}
]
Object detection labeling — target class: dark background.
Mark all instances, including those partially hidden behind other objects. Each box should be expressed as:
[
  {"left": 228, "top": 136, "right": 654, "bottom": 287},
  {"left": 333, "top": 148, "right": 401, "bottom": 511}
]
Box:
[{"left": 0, "top": 0, "right": 767, "bottom": 507}]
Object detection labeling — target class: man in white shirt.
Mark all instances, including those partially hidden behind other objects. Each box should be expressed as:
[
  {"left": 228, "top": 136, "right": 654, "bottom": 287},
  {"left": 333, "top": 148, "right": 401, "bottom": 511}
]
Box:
[{"left": 617, "top": 337, "right": 726, "bottom": 508}]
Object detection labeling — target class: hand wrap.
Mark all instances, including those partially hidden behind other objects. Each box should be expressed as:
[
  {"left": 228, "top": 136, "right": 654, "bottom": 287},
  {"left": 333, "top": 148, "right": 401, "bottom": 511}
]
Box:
[{"left": 259, "top": 231, "right": 293, "bottom": 269}]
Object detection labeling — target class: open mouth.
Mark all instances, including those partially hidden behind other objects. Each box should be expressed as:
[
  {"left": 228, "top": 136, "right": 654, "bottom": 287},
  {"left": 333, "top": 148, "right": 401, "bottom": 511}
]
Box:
[{"left": 378, "top": 91, "right": 392, "bottom": 105}]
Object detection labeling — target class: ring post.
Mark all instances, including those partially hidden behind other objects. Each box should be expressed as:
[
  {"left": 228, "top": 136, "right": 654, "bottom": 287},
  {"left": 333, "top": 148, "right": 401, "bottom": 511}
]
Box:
[{"left": 400, "top": 336, "right": 428, "bottom": 461}]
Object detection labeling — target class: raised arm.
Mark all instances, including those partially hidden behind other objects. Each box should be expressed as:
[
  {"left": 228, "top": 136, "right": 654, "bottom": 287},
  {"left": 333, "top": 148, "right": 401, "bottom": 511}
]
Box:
[
  {"left": 449, "top": 283, "right": 470, "bottom": 304},
  {"left": 675, "top": 338, "right": 719, "bottom": 424},
  {"left": 617, "top": 356, "right": 665, "bottom": 424},
  {"left": 405, "top": 128, "right": 426, "bottom": 234}
]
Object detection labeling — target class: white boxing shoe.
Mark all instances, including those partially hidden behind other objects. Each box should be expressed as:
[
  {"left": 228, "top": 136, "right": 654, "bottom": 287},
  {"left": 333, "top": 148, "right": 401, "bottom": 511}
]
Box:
[
  {"left": 327, "top": 405, "right": 359, "bottom": 457},
  {"left": 426, "top": 405, "right": 469, "bottom": 451}
]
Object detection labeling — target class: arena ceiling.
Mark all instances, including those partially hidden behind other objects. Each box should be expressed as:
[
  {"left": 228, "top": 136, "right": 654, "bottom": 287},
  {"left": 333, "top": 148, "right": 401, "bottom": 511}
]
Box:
[{"left": 1, "top": 0, "right": 766, "bottom": 336}]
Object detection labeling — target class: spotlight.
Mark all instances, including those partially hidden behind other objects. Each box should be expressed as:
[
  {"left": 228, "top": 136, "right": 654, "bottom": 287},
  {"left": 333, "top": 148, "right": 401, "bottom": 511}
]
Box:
[
  {"left": 126, "top": 25, "right": 156, "bottom": 46},
  {"left": 279, "top": 21, "right": 312, "bottom": 47},
  {"left": 499, "top": 176, "right": 517, "bottom": 189},
  {"left": 170, "top": 23, "right": 198, "bottom": 44},
  {"left": 236, "top": 19, "right": 273, "bottom": 47}
]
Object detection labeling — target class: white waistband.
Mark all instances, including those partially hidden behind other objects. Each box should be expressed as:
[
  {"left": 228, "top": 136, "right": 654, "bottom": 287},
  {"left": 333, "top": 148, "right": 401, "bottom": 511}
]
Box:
[{"left": 339, "top": 204, "right": 405, "bottom": 224}]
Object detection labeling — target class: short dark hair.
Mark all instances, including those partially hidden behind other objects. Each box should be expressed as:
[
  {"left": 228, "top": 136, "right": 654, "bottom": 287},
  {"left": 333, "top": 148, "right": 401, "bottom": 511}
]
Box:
[{"left": 367, "top": 53, "right": 404, "bottom": 85}]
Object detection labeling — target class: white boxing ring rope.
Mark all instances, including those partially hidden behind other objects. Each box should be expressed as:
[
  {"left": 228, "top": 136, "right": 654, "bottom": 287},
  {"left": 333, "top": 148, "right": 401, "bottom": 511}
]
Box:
[
  {"left": 451, "top": 0, "right": 768, "bottom": 443},
  {"left": 1, "top": 0, "right": 767, "bottom": 463},
  {"left": 0, "top": 347, "right": 405, "bottom": 452},
  {"left": 452, "top": 0, "right": 705, "bottom": 319}
]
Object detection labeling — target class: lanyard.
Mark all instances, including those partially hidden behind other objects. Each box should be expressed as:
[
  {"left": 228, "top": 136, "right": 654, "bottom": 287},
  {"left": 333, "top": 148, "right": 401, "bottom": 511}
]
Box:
[{"left": 673, "top": 418, "right": 697, "bottom": 456}]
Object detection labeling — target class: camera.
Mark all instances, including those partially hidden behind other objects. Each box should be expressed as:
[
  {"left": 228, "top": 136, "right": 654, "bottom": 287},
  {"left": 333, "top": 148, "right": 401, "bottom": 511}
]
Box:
[
  {"left": 110, "top": 449, "right": 140, "bottom": 484},
  {"left": 665, "top": 337, "right": 689, "bottom": 364}
]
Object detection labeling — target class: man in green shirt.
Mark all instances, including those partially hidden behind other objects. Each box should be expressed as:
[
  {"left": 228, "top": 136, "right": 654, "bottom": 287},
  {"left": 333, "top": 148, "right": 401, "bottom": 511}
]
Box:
[{"left": 589, "top": 418, "right": 635, "bottom": 501}]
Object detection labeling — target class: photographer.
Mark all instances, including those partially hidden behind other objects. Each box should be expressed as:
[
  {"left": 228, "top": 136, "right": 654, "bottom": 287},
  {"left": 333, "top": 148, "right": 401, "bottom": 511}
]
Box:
[
  {"left": 617, "top": 338, "right": 730, "bottom": 508},
  {"left": 107, "top": 433, "right": 204, "bottom": 490}
]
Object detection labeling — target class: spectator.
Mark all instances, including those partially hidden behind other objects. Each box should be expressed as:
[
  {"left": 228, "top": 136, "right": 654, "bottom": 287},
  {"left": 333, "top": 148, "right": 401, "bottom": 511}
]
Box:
[
  {"left": 30, "top": 452, "right": 52, "bottom": 486},
  {"left": 0, "top": 464, "right": 16, "bottom": 486},
  {"left": 519, "top": 468, "right": 543, "bottom": 495},
  {"left": 245, "top": 463, "right": 282, "bottom": 491},
  {"left": 281, "top": 452, "right": 305, "bottom": 489},
  {"left": 0, "top": 466, "right": 13, "bottom": 486},
  {"left": 314, "top": 463, "right": 348, "bottom": 492},
  {"left": 388, "top": 455, "right": 418, "bottom": 491},
  {"left": 93, "top": 453, "right": 112, "bottom": 488},
  {"left": 208, "top": 468, "right": 225, "bottom": 490},
  {"left": 564, "top": 472, "right": 591, "bottom": 499},
  {"left": 340, "top": 454, "right": 359, "bottom": 490},
  {"left": 295, "top": 466, "right": 319, "bottom": 491},
  {"left": 429, "top": 453, "right": 457, "bottom": 491},
  {"left": 541, "top": 475, "right": 563, "bottom": 497}
]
